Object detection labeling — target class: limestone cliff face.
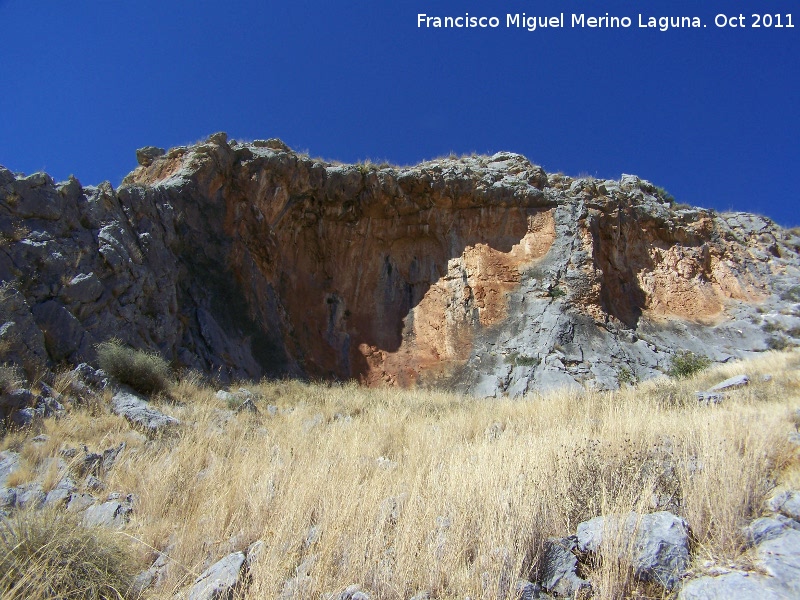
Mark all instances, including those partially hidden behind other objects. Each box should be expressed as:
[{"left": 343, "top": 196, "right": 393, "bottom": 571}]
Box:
[{"left": 1, "top": 134, "right": 798, "bottom": 394}]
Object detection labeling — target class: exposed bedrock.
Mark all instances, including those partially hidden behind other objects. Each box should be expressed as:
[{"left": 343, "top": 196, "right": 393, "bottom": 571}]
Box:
[{"left": 0, "top": 134, "right": 798, "bottom": 394}]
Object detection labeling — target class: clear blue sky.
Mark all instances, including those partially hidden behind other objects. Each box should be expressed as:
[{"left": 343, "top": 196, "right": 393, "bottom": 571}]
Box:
[{"left": 1, "top": 1, "right": 797, "bottom": 226}]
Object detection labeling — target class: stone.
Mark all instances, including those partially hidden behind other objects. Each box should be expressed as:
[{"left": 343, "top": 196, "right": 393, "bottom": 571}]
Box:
[
  {"left": 61, "top": 272, "right": 104, "bottom": 304},
  {"left": 111, "top": 389, "right": 180, "bottom": 432},
  {"left": 695, "top": 391, "right": 723, "bottom": 406},
  {"left": 66, "top": 492, "right": 96, "bottom": 512},
  {"left": 513, "top": 579, "right": 543, "bottom": 600},
  {"left": 136, "top": 146, "right": 166, "bottom": 167},
  {"left": 334, "top": 585, "right": 371, "bottom": 600},
  {"left": 766, "top": 489, "right": 800, "bottom": 521},
  {"left": 0, "top": 450, "right": 20, "bottom": 487},
  {"left": 576, "top": 511, "right": 690, "bottom": 590},
  {"left": 678, "top": 571, "right": 789, "bottom": 600},
  {"left": 44, "top": 476, "right": 77, "bottom": 506},
  {"left": 188, "top": 550, "right": 246, "bottom": 600},
  {"left": 539, "top": 536, "right": 590, "bottom": 597},
  {"left": 745, "top": 515, "right": 800, "bottom": 546},
  {"left": 83, "top": 497, "right": 133, "bottom": 528},
  {"left": 708, "top": 374, "right": 750, "bottom": 392},
  {"left": 9, "top": 407, "right": 36, "bottom": 427},
  {"left": 0, "top": 486, "right": 17, "bottom": 507},
  {"left": 15, "top": 483, "right": 46, "bottom": 509},
  {"left": 2, "top": 388, "right": 34, "bottom": 411},
  {"left": 31, "top": 300, "right": 87, "bottom": 362},
  {"left": 85, "top": 474, "right": 105, "bottom": 491},
  {"left": 755, "top": 528, "right": 800, "bottom": 594}
]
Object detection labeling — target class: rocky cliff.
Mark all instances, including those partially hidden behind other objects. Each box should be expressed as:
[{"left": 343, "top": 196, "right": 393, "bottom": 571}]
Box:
[{"left": 1, "top": 133, "right": 798, "bottom": 395}]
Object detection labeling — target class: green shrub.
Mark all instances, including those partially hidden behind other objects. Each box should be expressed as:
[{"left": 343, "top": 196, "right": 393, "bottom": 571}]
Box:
[
  {"left": 504, "top": 352, "right": 540, "bottom": 367},
  {"left": 780, "top": 285, "right": 800, "bottom": 302},
  {"left": 96, "top": 339, "right": 171, "bottom": 395},
  {"left": 767, "top": 336, "right": 792, "bottom": 351},
  {"left": 667, "top": 351, "right": 711, "bottom": 379},
  {"left": 654, "top": 185, "right": 675, "bottom": 204},
  {"left": 0, "top": 509, "right": 141, "bottom": 600},
  {"left": 618, "top": 367, "right": 635, "bottom": 386},
  {"left": 548, "top": 286, "right": 566, "bottom": 299}
]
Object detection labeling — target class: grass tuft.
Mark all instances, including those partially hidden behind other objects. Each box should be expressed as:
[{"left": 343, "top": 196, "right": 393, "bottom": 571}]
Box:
[
  {"left": 0, "top": 509, "right": 141, "bottom": 600},
  {"left": 96, "top": 339, "right": 171, "bottom": 395}
]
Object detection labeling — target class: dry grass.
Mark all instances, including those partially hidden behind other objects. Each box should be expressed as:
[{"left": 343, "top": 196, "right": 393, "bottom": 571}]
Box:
[
  {"left": 0, "top": 508, "right": 141, "bottom": 599},
  {"left": 3, "top": 350, "right": 800, "bottom": 599}
]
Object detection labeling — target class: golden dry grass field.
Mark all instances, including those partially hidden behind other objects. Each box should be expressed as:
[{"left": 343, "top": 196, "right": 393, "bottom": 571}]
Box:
[{"left": 2, "top": 350, "right": 799, "bottom": 599}]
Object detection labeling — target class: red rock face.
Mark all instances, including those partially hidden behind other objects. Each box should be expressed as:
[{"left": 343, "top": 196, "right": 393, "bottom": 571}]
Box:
[
  {"left": 104, "top": 139, "right": 800, "bottom": 392},
  {"left": 362, "top": 211, "right": 556, "bottom": 386}
]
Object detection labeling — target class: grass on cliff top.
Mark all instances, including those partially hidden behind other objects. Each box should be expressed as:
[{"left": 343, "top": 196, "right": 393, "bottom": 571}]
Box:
[{"left": 2, "top": 350, "right": 799, "bottom": 600}]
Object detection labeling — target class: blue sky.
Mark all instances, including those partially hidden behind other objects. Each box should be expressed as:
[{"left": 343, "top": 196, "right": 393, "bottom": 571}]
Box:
[{"left": 0, "top": 1, "right": 797, "bottom": 226}]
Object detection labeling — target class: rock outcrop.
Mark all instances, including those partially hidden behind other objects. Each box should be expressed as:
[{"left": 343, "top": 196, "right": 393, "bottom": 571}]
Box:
[{"left": 1, "top": 134, "right": 798, "bottom": 395}]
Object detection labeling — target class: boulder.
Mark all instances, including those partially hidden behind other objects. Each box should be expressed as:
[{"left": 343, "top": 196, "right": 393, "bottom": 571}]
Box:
[
  {"left": 539, "top": 536, "right": 590, "bottom": 597},
  {"left": 695, "top": 392, "right": 723, "bottom": 406},
  {"left": 678, "top": 571, "right": 789, "bottom": 600},
  {"left": 0, "top": 486, "right": 16, "bottom": 507},
  {"left": 83, "top": 495, "right": 133, "bottom": 528},
  {"left": 755, "top": 528, "right": 800, "bottom": 595},
  {"left": 0, "top": 451, "right": 22, "bottom": 487},
  {"left": 44, "top": 476, "right": 77, "bottom": 506},
  {"left": 15, "top": 483, "right": 46, "bottom": 509},
  {"left": 334, "top": 585, "right": 371, "bottom": 600},
  {"left": 60, "top": 272, "right": 104, "bottom": 304},
  {"left": 745, "top": 515, "right": 800, "bottom": 546},
  {"left": 111, "top": 389, "right": 179, "bottom": 432},
  {"left": 513, "top": 579, "right": 544, "bottom": 599},
  {"left": 576, "top": 511, "right": 690, "bottom": 590},
  {"left": 708, "top": 374, "right": 750, "bottom": 392},
  {"left": 136, "top": 146, "right": 166, "bottom": 167},
  {"left": 188, "top": 550, "right": 246, "bottom": 600},
  {"left": 766, "top": 489, "right": 800, "bottom": 521},
  {"left": 31, "top": 300, "right": 87, "bottom": 362}
]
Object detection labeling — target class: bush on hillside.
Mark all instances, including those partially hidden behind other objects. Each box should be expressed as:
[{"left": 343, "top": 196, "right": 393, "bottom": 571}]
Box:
[
  {"left": 0, "top": 509, "right": 141, "bottom": 600},
  {"left": 96, "top": 338, "right": 171, "bottom": 395},
  {"left": 667, "top": 350, "right": 711, "bottom": 379}
]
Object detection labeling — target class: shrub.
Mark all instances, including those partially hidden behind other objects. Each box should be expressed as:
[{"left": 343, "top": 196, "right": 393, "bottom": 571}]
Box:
[
  {"left": 548, "top": 286, "right": 566, "bottom": 299},
  {"left": 780, "top": 285, "right": 800, "bottom": 302},
  {"left": 504, "top": 352, "right": 540, "bottom": 367},
  {"left": 767, "top": 336, "right": 792, "bottom": 351},
  {"left": 654, "top": 185, "right": 675, "bottom": 205},
  {"left": 96, "top": 339, "right": 171, "bottom": 395},
  {"left": 0, "top": 509, "right": 141, "bottom": 599},
  {"left": 618, "top": 367, "right": 635, "bottom": 386},
  {"left": 667, "top": 350, "right": 711, "bottom": 379}
]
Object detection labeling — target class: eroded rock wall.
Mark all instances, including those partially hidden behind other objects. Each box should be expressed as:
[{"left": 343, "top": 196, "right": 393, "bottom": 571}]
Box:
[{"left": 1, "top": 134, "right": 798, "bottom": 393}]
